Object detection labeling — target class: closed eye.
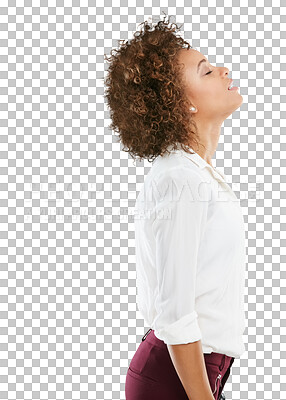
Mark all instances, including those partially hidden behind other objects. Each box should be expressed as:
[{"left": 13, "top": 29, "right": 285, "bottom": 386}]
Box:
[{"left": 205, "top": 70, "right": 213, "bottom": 75}]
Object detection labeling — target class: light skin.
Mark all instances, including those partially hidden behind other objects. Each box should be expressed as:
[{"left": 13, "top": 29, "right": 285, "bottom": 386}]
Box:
[{"left": 176, "top": 48, "right": 243, "bottom": 167}]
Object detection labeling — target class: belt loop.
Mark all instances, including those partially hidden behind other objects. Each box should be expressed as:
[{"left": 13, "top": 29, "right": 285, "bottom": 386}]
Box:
[{"left": 141, "top": 328, "right": 152, "bottom": 341}]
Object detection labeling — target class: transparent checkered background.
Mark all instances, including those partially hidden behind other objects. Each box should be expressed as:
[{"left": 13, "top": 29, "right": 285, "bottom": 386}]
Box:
[{"left": 0, "top": 1, "right": 285, "bottom": 399}]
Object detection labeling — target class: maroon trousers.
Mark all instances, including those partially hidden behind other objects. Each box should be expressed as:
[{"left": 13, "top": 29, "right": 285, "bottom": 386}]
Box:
[{"left": 125, "top": 328, "right": 235, "bottom": 400}]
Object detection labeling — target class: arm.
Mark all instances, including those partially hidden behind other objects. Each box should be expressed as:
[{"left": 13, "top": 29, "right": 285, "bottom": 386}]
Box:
[
  {"left": 151, "top": 167, "right": 212, "bottom": 398},
  {"left": 167, "top": 340, "right": 214, "bottom": 400}
]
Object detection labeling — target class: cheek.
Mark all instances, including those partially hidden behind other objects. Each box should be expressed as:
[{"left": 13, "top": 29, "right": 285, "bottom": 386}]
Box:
[
  {"left": 202, "top": 83, "right": 227, "bottom": 100},
  {"left": 185, "top": 81, "right": 226, "bottom": 103},
  {"left": 195, "top": 86, "right": 217, "bottom": 103},
  {"left": 187, "top": 83, "right": 210, "bottom": 100}
]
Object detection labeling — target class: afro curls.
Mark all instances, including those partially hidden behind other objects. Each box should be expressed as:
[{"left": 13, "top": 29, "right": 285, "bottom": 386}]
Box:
[{"left": 104, "top": 14, "right": 200, "bottom": 163}]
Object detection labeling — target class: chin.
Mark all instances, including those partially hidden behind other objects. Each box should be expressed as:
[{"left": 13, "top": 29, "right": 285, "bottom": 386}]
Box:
[
  {"left": 236, "top": 94, "right": 244, "bottom": 108},
  {"left": 223, "top": 103, "right": 242, "bottom": 119},
  {"left": 231, "top": 93, "right": 244, "bottom": 111},
  {"left": 237, "top": 91, "right": 244, "bottom": 102}
]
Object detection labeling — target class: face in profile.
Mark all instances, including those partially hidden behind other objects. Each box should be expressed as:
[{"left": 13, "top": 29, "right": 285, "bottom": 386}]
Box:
[{"left": 176, "top": 48, "right": 243, "bottom": 122}]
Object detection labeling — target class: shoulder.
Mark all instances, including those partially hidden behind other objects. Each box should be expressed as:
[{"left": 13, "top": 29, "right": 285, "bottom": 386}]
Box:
[
  {"left": 147, "top": 152, "right": 210, "bottom": 202},
  {"left": 150, "top": 150, "right": 206, "bottom": 185}
]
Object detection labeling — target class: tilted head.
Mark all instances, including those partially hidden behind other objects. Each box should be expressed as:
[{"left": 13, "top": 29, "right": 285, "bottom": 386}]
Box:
[{"left": 104, "top": 16, "right": 242, "bottom": 162}]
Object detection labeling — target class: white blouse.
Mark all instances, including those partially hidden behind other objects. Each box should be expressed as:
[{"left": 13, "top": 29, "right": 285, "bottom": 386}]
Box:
[{"left": 134, "top": 145, "right": 247, "bottom": 358}]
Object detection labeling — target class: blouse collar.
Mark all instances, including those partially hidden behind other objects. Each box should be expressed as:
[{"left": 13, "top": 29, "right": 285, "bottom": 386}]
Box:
[
  {"left": 167, "top": 145, "right": 239, "bottom": 201},
  {"left": 178, "top": 146, "right": 227, "bottom": 181}
]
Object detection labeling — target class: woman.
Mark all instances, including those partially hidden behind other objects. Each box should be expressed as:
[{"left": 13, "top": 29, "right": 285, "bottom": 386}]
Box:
[{"left": 104, "top": 16, "right": 246, "bottom": 400}]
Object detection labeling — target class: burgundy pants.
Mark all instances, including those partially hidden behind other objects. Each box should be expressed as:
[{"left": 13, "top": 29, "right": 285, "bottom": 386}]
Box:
[{"left": 125, "top": 328, "right": 235, "bottom": 400}]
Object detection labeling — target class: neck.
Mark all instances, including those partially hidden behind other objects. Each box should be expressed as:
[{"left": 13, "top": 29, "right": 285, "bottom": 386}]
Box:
[{"left": 189, "top": 118, "right": 222, "bottom": 167}]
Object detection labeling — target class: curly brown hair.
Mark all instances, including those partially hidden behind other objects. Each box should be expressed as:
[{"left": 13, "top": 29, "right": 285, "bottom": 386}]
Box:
[{"left": 103, "top": 15, "right": 201, "bottom": 163}]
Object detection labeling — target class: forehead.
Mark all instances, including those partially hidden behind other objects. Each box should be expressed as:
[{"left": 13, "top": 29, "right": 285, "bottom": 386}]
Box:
[{"left": 176, "top": 48, "right": 207, "bottom": 69}]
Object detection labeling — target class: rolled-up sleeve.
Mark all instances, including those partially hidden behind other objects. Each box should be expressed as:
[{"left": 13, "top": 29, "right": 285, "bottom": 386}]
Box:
[{"left": 151, "top": 166, "right": 210, "bottom": 345}]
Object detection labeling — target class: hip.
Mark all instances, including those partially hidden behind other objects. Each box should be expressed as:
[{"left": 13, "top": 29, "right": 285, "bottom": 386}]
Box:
[{"left": 125, "top": 328, "right": 235, "bottom": 400}]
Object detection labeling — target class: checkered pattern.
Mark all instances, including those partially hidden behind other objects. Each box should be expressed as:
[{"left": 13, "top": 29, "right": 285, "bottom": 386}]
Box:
[{"left": 0, "top": 2, "right": 285, "bottom": 400}]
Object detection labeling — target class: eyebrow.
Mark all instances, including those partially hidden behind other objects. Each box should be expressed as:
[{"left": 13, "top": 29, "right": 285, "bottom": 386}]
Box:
[{"left": 197, "top": 58, "right": 207, "bottom": 73}]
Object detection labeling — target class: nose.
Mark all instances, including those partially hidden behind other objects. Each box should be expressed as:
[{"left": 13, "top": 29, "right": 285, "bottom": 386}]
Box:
[{"left": 221, "top": 66, "right": 229, "bottom": 76}]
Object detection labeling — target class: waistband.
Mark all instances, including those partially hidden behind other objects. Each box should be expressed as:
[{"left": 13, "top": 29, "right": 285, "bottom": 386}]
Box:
[{"left": 142, "top": 328, "right": 234, "bottom": 371}]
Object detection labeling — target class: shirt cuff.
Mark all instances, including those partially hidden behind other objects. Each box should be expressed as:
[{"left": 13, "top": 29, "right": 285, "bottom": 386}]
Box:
[{"left": 153, "top": 310, "right": 202, "bottom": 345}]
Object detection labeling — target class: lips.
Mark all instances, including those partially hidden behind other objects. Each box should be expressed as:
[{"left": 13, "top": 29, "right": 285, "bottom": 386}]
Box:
[{"left": 227, "top": 79, "right": 233, "bottom": 89}]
